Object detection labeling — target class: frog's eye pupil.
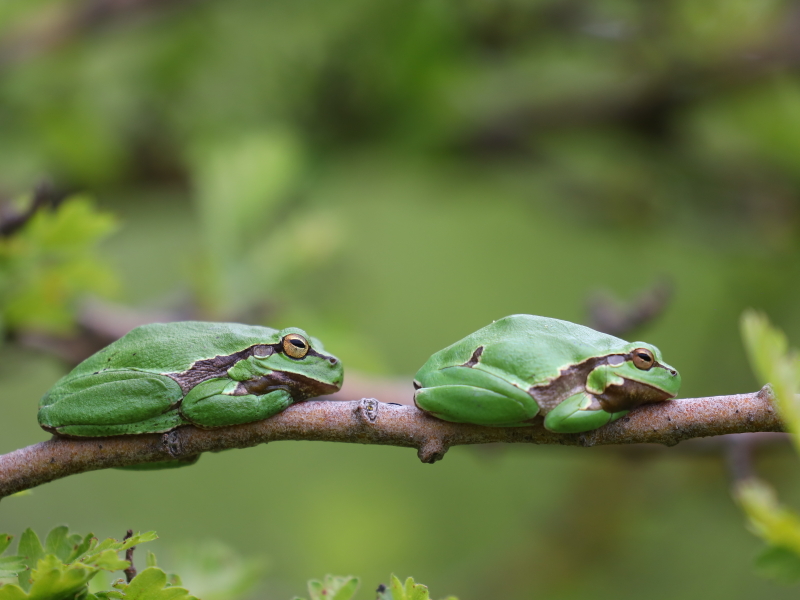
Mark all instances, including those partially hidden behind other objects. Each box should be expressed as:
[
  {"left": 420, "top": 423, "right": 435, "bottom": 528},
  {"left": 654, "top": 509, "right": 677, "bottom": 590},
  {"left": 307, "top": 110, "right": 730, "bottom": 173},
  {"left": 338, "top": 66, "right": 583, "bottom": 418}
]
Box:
[
  {"left": 283, "top": 334, "right": 310, "bottom": 359},
  {"left": 631, "top": 348, "right": 655, "bottom": 370}
]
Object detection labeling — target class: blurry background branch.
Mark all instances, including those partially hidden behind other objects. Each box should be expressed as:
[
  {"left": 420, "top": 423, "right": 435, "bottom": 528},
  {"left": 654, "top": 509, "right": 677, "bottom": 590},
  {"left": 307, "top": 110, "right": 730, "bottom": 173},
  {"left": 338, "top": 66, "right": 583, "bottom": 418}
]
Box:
[{"left": 0, "top": 387, "right": 783, "bottom": 499}]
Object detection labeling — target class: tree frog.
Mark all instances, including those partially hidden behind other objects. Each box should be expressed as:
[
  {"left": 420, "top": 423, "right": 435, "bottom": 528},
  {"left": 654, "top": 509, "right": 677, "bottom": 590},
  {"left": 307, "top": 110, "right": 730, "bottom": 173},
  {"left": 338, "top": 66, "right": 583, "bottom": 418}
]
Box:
[
  {"left": 38, "top": 321, "right": 343, "bottom": 437},
  {"left": 413, "top": 315, "right": 680, "bottom": 433}
]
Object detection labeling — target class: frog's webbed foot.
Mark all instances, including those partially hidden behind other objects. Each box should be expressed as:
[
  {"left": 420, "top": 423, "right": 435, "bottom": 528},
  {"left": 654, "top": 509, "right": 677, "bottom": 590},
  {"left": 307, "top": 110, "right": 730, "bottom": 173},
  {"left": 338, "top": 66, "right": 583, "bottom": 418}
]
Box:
[{"left": 543, "top": 392, "right": 628, "bottom": 433}]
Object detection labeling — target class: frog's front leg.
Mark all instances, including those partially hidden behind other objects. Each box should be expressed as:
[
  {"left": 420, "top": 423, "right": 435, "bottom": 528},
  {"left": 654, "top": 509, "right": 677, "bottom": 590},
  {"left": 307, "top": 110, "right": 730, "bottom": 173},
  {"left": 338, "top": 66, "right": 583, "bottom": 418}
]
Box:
[
  {"left": 543, "top": 392, "right": 628, "bottom": 433},
  {"left": 180, "top": 377, "right": 292, "bottom": 428},
  {"left": 414, "top": 366, "right": 539, "bottom": 427}
]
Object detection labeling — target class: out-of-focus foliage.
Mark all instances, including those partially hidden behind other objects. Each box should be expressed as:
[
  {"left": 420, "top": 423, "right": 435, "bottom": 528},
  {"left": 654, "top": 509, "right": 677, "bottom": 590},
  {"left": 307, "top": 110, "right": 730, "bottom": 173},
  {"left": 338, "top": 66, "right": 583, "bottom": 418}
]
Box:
[
  {"left": 0, "top": 196, "right": 116, "bottom": 336},
  {"left": 742, "top": 311, "right": 800, "bottom": 447},
  {"left": 737, "top": 480, "right": 800, "bottom": 584},
  {"left": 738, "top": 312, "right": 800, "bottom": 584},
  {"left": 189, "top": 131, "right": 342, "bottom": 318},
  {"left": 164, "top": 540, "right": 265, "bottom": 600}
]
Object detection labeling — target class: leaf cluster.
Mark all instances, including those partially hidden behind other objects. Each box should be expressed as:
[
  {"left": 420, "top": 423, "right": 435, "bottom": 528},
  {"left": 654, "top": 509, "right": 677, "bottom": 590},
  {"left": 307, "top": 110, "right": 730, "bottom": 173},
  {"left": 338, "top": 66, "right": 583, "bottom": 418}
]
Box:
[
  {"left": 0, "top": 527, "right": 196, "bottom": 600},
  {"left": 293, "top": 574, "right": 456, "bottom": 600}
]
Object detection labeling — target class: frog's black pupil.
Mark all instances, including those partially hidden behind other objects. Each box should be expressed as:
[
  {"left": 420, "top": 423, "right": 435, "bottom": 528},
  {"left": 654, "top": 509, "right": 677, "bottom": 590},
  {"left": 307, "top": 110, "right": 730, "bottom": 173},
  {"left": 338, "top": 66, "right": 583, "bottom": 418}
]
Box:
[
  {"left": 638, "top": 353, "right": 652, "bottom": 361},
  {"left": 291, "top": 339, "right": 306, "bottom": 348}
]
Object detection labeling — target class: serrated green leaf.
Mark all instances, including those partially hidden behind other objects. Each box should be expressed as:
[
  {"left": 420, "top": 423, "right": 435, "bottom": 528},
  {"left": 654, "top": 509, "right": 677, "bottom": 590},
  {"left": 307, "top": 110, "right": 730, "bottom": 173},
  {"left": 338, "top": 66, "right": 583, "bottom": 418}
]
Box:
[
  {"left": 66, "top": 534, "right": 96, "bottom": 564},
  {"left": 0, "top": 535, "right": 13, "bottom": 555},
  {"left": 84, "top": 549, "right": 129, "bottom": 571},
  {"left": 16, "top": 529, "right": 44, "bottom": 591},
  {"left": 389, "top": 575, "right": 404, "bottom": 600},
  {"left": 305, "top": 575, "right": 359, "bottom": 600},
  {"left": 331, "top": 577, "right": 360, "bottom": 600},
  {"left": 120, "top": 567, "right": 197, "bottom": 600},
  {"left": 44, "top": 526, "right": 71, "bottom": 561},
  {"left": 117, "top": 532, "right": 158, "bottom": 553},
  {"left": 27, "top": 554, "right": 95, "bottom": 600}
]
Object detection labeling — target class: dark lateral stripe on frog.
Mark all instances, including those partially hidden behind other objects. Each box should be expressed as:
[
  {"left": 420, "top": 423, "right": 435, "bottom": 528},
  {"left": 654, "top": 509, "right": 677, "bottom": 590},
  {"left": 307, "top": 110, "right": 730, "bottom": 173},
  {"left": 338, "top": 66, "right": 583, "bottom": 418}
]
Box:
[
  {"left": 234, "top": 369, "right": 340, "bottom": 400},
  {"left": 169, "top": 343, "right": 334, "bottom": 393},
  {"left": 461, "top": 346, "right": 484, "bottom": 368},
  {"left": 528, "top": 352, "right": 673, "bottom": 412}
]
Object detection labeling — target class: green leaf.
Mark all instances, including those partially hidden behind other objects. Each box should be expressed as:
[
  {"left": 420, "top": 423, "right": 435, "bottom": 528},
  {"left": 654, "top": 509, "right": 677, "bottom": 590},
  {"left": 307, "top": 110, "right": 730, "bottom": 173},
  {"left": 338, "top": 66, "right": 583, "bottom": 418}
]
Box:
[
  {"left": 146, "top": 551, "right": 158, "bottom": 568},
  {"left": 0, "top": 535, "right": 13, "bottom": 555},
  {"left": 26, "top": 554, "right": 96, "bottom": 600},
  {"left": 304, "top": 575, "right": 359, "bottom": 600},
  {"left": 755, "top": 545, "right": 800, "bottom": 584},
  {"left": 377, "top": 575, "right": 456, "bottom": 600},
  {"left": 736, "top": 479, "right": 800, "bottom": 552},
  {"left": 84, "top": 550, "right": 129, "bottom": 572},
  {"left": 66, "top": 534, "right": 96, "bottom": 564},
  {"left": 0, "top": 584, "right": 27, "bottom": 600},
  {"left": 0, "top": 555, "right": 27, "bottom": 578},
  {"left": 741, "top": 310, "right": 800, "bottom": 450},
  {"left": 44, "top": 526, "right": 71, "bottom": 561},
  {"left": 118, "top": 567, "right": 198, "bottom": 600},
  {"left": 16, "top": 529, "right": 44, "bottom": 591}
]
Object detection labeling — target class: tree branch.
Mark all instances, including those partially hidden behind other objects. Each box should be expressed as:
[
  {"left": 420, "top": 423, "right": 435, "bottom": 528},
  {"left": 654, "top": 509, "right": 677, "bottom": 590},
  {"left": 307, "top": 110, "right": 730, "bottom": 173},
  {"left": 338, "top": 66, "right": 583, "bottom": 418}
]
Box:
[{"left": 0, "top": 386, "right": 782, "bottom": 499}]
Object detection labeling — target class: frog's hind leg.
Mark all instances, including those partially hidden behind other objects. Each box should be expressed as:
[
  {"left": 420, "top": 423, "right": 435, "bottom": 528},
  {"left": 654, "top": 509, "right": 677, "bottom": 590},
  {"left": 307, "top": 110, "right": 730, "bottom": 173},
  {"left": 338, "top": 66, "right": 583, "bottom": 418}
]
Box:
[
  {"left": 39, "top": 370, "right": 186, "bottom": 436},
  {"left": 180, "top": 378, "right": 293, "bottom": 428},
  {"left": 543, "top": 392, "right": 628, "bottom": 433},
  {"left": 414, "top": 366, "right": 539, "bottom": 427}
]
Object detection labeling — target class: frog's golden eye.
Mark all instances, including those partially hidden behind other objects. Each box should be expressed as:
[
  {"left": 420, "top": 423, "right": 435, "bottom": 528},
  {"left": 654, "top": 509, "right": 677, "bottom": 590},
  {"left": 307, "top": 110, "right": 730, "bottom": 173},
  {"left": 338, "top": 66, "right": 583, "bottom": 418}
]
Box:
[
  {"left": 283, "top": 334, "right": 309, "bottom": 359},
  {"left": 631, "top": 348, "right": 655, "bottom": 370}
]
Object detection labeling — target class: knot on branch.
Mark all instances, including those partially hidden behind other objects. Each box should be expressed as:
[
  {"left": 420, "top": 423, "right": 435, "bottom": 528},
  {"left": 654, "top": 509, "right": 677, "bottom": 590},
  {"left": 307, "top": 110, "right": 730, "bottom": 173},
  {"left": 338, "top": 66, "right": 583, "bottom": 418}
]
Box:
[
  {"left": 162, "top": 430, "right": 185, "bottom": 459},
  {"left": 357, "top": 398, "right": 380, "bottom": 423},
  {"left": 417, "top": 438, "right": 447, "bottom": 464}
]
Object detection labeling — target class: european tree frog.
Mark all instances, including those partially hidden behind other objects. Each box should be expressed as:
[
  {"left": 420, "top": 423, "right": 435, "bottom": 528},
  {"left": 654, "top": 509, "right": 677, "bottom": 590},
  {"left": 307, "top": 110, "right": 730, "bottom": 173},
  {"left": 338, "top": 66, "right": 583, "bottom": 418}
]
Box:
[
  {"left": 413, "top": 315, "right": 680, "bottom": 433},
  {"left": 39, "top": 321, "right": 343, "bottom": 436}
]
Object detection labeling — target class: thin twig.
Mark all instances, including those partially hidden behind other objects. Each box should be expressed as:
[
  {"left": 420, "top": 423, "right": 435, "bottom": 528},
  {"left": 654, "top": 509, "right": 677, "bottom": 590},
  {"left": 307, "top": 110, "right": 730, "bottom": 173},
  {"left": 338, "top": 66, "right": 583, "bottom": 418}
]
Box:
[
  {"left": 123, "top": 529, "right": 137, "bottom": 583},
  {"left": 0, "top": 386, "right": 781, "bottom": 499}
]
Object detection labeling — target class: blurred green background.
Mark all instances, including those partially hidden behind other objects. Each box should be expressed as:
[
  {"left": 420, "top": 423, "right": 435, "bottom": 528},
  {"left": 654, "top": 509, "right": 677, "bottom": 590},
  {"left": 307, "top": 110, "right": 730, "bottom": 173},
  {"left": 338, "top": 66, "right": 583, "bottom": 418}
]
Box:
[{"left": 2, "top": 0, "right": 800, "bottom": 598}]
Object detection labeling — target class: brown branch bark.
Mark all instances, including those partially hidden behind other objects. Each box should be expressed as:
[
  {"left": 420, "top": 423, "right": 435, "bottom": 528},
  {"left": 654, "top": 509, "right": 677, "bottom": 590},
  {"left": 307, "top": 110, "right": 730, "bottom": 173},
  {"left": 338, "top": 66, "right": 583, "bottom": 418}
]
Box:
[{"left": 0, "top": 386, "right": 782, "bottom": 499}]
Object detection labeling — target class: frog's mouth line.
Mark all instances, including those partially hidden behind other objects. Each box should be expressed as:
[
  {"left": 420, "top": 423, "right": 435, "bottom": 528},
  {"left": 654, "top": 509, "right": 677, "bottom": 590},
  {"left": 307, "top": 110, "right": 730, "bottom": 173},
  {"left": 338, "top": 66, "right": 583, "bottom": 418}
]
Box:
[
  {"left": 234, "top": 370, "right": 341, "bottom": 400},
  {"left": 595, "top": 379, "right": 676, "bottom": 413}
]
